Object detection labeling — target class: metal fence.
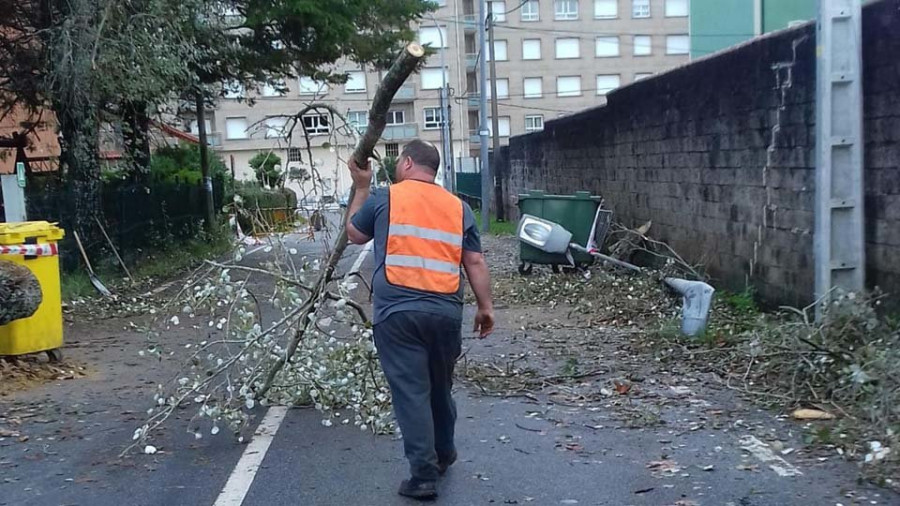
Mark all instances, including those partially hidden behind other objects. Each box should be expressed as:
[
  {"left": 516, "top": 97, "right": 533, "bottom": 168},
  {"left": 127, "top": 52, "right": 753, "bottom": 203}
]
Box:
[
  {"left": 25, "top": 175, "right": 226, "bottom": 263},
  {"left": 455, "top": 172, "right": 482, "bottom": 211}
]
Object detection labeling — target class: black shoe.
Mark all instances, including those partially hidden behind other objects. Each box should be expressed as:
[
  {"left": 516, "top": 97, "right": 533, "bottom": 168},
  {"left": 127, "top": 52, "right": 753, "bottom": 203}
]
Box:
[
  {"left": 398, "top": 478, "right": 437, "bottom": 500},
  {"left": 437, "top": 450, "right": 458, "bottom": 475}
]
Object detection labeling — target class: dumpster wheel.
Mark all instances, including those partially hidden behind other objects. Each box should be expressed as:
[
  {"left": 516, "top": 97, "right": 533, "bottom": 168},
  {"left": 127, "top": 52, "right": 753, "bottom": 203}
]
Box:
[
  {"left": 517, "top": 262, "right": 534, "bottom": 276},
  {"left": 46, "top": 348, "right": 63, "bottom": 363},
  {"left": 551, "top": 264, "right": 581, "bottom": 275}
]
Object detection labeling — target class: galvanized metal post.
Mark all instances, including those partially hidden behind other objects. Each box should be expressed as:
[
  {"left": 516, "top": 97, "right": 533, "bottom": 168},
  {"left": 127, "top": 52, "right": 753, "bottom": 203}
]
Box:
[
  {"left": 428, "top": 13, "right": 453, "bottom": 191},
  {"left": 488, "top": 5, "right": 504, "bottom": 222},
  {"left": 478, "top": 0, "right": 491, "bottom": 233},
  {"left": 814, "top": 0, "right": 865, "bottom": 313}
]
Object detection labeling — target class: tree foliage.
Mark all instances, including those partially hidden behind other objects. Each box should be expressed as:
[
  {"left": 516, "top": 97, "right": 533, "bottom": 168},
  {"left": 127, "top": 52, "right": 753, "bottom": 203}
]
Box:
[
  {"left": 150, "top": 143, "right": 228, "bottom": 184},
  {"left": 249, "top": 152, "right": 284, "bottom": 187},
  {"left": 0, "top": 0, "right": 434, "bottom": 234}
]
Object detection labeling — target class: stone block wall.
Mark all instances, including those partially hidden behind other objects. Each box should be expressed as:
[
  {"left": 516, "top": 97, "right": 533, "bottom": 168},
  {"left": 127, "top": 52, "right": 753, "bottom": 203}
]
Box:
[{"left": 501, "top": 0, "right": 900, "bottom": 307}]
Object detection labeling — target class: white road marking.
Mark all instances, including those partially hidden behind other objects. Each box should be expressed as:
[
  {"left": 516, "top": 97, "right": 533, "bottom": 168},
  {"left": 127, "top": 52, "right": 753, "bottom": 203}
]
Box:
[
  {"left": 349, "top": 241, "right": 373, "bottom": 275},
  {"left": 244, "top": 244, "right": 268, "bottom": 257},
  {"left": 214, "top": 407, "right": 289, "bottom": 506},
  {"left": 739, "top": 435, "right": 803, "bottom": 477}
]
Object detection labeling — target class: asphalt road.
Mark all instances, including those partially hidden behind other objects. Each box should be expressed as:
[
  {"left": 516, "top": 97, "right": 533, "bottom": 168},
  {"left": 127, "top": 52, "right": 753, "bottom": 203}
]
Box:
[{"left": 2, "top": 217, "right": 898, "bottom": 506}]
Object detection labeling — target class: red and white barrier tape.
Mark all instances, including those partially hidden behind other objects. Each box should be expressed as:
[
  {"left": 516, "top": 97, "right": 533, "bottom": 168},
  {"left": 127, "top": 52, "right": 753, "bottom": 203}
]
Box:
[{"left": 0, "top": 243, "right": 59, "bottom": 256}]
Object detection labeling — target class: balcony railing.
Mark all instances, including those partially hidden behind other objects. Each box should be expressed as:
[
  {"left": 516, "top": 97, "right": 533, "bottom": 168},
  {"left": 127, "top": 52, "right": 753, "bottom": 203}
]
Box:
[
  {"left": 393, "top": 84, "right": 416, "bottom": 101},
  {"left": 467, "top": 94, "right": 480, "bottom": 108},
  {"left": 382, "top": 123, "right": 418, "bottom": 141},
  {"left": 205, "top": 132, "right": 223, "bottom": 147},
  {"left": 463, "top": 14, "right": 477, "bottom": 31},
  {"left": 465, "top": 53, "right": 478, "bottom": 71},
  {"left": 468, "top": 130, "right": 481, "bottom": 144}
]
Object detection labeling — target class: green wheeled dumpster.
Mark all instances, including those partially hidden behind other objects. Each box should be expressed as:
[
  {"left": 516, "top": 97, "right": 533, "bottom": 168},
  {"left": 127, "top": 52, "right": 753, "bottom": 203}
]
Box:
[{"left": 517, "top": 190, "right": 605, "bottom": 274}]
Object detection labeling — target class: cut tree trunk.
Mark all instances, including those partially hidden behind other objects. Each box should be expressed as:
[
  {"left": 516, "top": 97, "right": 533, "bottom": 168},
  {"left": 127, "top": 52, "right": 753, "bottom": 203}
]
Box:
[
  {"left": 0, "top": 260, "right": 42, "bottom": 326},
  {"left": 122, "top": 100, "right": 152, "bottom": 185}
]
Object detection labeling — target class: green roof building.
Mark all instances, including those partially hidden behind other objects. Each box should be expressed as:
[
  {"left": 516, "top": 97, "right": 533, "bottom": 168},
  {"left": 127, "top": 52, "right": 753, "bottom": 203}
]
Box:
[{"left": 690, "top": 0, "right": 817, "bottom": 59}]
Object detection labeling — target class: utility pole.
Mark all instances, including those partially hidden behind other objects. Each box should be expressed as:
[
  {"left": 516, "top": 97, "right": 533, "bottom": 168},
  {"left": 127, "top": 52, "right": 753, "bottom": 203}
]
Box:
[
  {"left": 196, "top": 92, "right": 215, "bottom": 233},
  {"left": 814, "top": 0, "right": 864, "bottom": 315},
  {"left": 447, "top": 97, "right": 456, "bottom": 193},
  {"left": 487, "top": 5, "right": 504, "bottom": 222},
  {"left": 428, "top": 14, "right": 453, "bottom": 191},
  {"left": 478, "top": 0, "right": 491, "bottom": 232}
]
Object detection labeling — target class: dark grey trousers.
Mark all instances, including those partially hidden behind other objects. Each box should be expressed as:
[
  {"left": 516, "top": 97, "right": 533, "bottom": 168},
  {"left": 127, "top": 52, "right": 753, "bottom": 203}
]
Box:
[{"left": 374, "top": 310, "right": 462, "bottom": 481}]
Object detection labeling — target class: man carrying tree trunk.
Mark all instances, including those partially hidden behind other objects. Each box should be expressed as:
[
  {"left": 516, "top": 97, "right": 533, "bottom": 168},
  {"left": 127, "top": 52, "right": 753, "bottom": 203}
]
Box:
[{"left": 347, "top": 140, "right": 495, "bottom": 499}]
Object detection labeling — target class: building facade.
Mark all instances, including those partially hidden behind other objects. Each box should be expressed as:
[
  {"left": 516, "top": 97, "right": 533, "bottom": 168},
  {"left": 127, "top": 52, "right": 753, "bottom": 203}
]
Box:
[
  {"left": 461, "top": 0, "right": 689, "bottom": 150},
  {"left": 690, "top": 0, "right": 817, "bottom": 59},
  {"left": 201, "top": 0, "right": 690, "bottom": 200}
]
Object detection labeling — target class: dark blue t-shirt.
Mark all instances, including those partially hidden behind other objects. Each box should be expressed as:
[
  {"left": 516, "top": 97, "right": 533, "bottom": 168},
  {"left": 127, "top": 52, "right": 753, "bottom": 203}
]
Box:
[{"left": 351, "top": 185, "right": 481, "bottom": 325}]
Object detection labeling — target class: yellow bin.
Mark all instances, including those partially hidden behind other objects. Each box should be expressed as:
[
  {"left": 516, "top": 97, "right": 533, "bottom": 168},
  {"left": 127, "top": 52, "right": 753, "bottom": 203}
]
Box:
[{"left": 0, "top": 222, "right": 65, "bottom": 359}]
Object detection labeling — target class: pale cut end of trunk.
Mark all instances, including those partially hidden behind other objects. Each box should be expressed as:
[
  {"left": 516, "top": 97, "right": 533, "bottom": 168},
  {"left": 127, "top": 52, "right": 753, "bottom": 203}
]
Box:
[
  {"left": 406, "top": 42, "right": 425, "bottom": 58},
  {"left": 0, "top": 259, "right": 43, "bottom": 326}
]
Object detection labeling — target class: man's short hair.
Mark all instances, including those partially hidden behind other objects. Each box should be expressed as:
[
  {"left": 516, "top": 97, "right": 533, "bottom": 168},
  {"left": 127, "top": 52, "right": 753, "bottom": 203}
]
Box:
[{"left": 401, "top": 140, "right": 440, "bottom": 172}]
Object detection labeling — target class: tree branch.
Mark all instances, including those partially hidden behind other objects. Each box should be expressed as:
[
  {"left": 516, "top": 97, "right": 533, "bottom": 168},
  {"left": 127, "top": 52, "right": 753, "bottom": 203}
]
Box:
[{"left": 256, "top": 43, "right": 425, "bottom": 398}]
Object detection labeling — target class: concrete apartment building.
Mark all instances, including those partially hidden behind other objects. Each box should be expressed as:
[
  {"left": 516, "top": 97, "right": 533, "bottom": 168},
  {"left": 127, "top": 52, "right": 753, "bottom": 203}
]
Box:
[
  {"left": 463, "top": 0, "right": 690, "bottom": 146},
  {"left": 200, "top": 0, "right": 690, "bottom": 200}
]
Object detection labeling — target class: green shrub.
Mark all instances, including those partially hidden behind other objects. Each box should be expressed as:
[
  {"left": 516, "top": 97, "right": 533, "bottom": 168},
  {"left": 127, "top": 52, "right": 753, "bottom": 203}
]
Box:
[
  {"left": 249, "top": 152, "right": 284, "bottom": 187},
  {"left": 234, "top": 183, "right": 298, "bottom": 234},
  {"left": 377, "top": 156, "right": 397, "bottom": 183},
  {"left": 150, "top": 143, "right": 228, "bottom": 184},
  {"left": 235, "top": 183, "right": 297, "bottom": 210}
]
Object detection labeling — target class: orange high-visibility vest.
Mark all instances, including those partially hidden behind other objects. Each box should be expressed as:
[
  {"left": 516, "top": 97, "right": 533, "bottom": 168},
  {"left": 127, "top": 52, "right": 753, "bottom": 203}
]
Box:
[{"left": 386, "top": 180, "right": 464, "bottom": 294}]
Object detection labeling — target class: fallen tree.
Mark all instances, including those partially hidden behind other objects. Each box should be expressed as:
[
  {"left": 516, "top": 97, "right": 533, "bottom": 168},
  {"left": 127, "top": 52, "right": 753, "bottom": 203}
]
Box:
[
  {"left": 128, "top": 43, "right": 426, "bottom": 452},
  {"left": 0, "top": 260, "right": 42, "bottom": 325}
]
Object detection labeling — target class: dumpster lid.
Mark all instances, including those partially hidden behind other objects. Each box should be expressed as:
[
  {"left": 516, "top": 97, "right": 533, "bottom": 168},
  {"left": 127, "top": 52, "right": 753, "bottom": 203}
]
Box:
[
  {"left": 0, "top": 221, "right": 65, "bottom": 244},
  {"left": 517, "top": 190, "right": 603, "bottom": 201}
]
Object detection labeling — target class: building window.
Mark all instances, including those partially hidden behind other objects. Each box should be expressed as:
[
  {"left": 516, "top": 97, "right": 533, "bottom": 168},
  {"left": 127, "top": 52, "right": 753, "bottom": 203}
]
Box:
[
  {"left": 486, "top": 78, "right": 510, "bottom": 99},
  {"left": 265, "top": 117, "right": 288, "bottom": 139},
  {"left": 347, "top": 111, "right": 368, "bottom": 133},
  {"left": 298, "top": 76, "right": 327, "bottom": 95},
  {"left": 633, "top": 35, "right": 652, "bottom": 56},
  {"left": 665, "top": 0, "right": 688, "bottom": 17},
  {"left": 596, "top": 74, "right": 621, "bottom": 95},
  {"left": 491, "top": 1, "right": 507, "bottom": 22},
  {"left": 595, "top": 36, "right": 620, "bottom": 57},
  {"left": 594, "top": 0, "right": 617, "bottom": 18},
  {"left": 301, "top": 114, "right": 331, "bottom": 135},
  {"left": 521, "top": 0, "right": 540, "bottom": 21},
  {"left": 632, "top": 0, "right": 650, "bottom": 18},
  {"left": 424, "top": 107, "right": 443, "bottom": 130},
  {"left": 225, "top": 117, "right": 248, "bottom": 139},
  {"left": 556, "top": 76, "right": 581, "bottom": 97},
  {"left": 525, "top": 115, "right": 544, "bottom": 132},
  {"left": 345, "top": 71, "right": 367, "bottom": 93},
  {"left": 523, "top": 77, "right": 543, "bottom": 98},
  {"left": 554, "top": 0, "right": 578, "bottom": 20},
  {"left": 420, "top": 68, "right": 449, "bottom": 90},
  {"left": 386, "top": 110, "right": 405, "bottom": 125},
  {"left": 635, "top": 72, "right": 653, "bottom": 81},
  {"left": 418, "top": 27, "right": 448, "bottom": 48},
  {"left": 288, "top": 147, "right": 303, "bottom": 163},
  {"left": 189, "top": 119, "right": 212, "bottom": 135},
  {"left": 223, "top": 81, "right": 244, "bottom": 99},
  {"left": 489, "top": 117, "right": 512, "bottom": 137},
  {"left": 386, "top": 143, "right": 400, "bottom": 158},
  {"left": 555, "top": 38, "right": 580, "bottom": 59},
  {"left": 486, "top": 40, "right": 508, "bottom": 61},
  {"left": 261, "top": 79, "right": 286, "bottom": 97},
  {"left": 522, "top": 39, "right": 542, "bottom": 60},
  {"left": 666, "top": 34, "right": 690, "bottom": 55}
]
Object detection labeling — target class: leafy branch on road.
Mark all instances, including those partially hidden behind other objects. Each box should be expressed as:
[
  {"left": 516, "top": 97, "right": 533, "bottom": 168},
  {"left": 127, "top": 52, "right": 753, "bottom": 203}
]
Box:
[{"left": 126, "top": 44, "right": 425, "bottom": 454}]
